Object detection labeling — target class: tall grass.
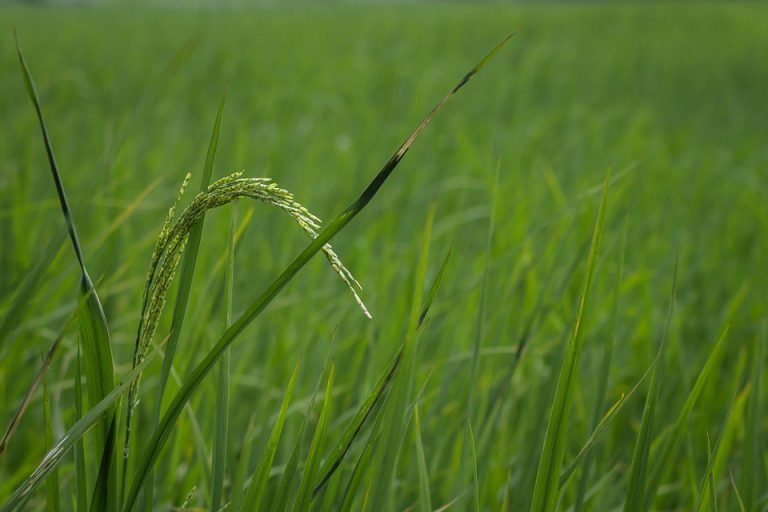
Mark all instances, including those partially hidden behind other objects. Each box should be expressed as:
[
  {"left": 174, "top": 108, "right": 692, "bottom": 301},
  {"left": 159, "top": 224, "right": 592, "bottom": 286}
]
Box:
[
  {"left": 2, "top": 25, "right": 513, "bottom": 512},
  {"left": 1, "top": 4, "right": 767, "bottom": 511}
]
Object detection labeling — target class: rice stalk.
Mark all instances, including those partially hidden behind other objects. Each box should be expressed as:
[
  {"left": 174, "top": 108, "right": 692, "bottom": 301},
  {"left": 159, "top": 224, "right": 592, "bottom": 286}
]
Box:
[
  {"left": 127, "top": 171, "right": 369, "bottom": 417},
  {"left": 138, "top": 90, "right": 226, "bottom": 511},
  {"left": 122, "top": 34, "right": 513, "bottom": 511}
]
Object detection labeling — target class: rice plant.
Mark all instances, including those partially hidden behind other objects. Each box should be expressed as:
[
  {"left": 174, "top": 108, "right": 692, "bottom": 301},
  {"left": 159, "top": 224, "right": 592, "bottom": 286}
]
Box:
[
  {"left": 1, "top": 27, "right": 512, "bottom": 512},
  {"left": 1, "top": 4, "right": 766, "bottom": 511}
]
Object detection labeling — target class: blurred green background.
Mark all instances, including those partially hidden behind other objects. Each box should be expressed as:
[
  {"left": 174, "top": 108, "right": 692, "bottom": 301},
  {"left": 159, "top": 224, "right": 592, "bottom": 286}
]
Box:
[{"left": 1, "top": 2, "right": 767, "bottom": 510}]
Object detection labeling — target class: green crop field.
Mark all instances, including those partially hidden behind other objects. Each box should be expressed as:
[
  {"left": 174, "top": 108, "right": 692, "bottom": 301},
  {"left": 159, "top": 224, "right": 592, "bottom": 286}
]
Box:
[{"left": 1, "top": 2, "right": 767, "bottom": 511}]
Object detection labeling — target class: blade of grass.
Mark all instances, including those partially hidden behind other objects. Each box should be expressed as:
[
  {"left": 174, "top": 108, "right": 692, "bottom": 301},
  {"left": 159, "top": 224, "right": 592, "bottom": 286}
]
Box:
[
  {"left": 338, "top": 393, "right": 392, "bottom": 512},
  {"left": 573, "top": 213, "right": 627, "bottom": 511},
  {"left": 433, "top": 491, "right": 469, "bottom": 512},
  {"left": 468, "top": 420, "right": 480, "bottom": 512},
  {"left": 270, "top": 377, "right": 321, "bottom": 512},
  {"left": 104, "top": 35, "right": 200, "bottom": 169},
  {"left": 730, "top": 468, "right": 746, "bottom": 512},
  {"left": 418, "top": 244, "right": 452, "bottom": 330},
  {"left": 368, "top": 206, "right": 435, "bottom": 511},
  {"left": 168, "top": 365, "right": 213, "bottom": 500},
  {"left": 15, "top": 28, "right": 115, "bottom": 419},
  {"left": 529, "top": 170, "right": 610, "bottom": 512},
  {"left": 559, "top": 347, "right": 660, "bottom": 487},
  {"left": 331, "top": 242, "right": 449, "bottom": 510},
  {"left": 78, "top": 289, "right": 117, "bottom": 511},
  {"left": 644, "top": 325, "right": 731, "bottom": 505},
  {"left": 741, "top": 320, "right": 765, "bottom": 511},
  {"left": 623, "top": 260, "right": 678, "bottom": 512},
  {"left": 704, "top": 385, "right": 750, "bottom": 511},
  {"left": 239, "top": 363, "right": 299, "bottom": 511},
  {"left": 467, "top": 165, "right": 498, "bottom": 418},
  {"left": 293, "top": 365, "right": 334, "bottom": 512},
  {"left": 211, "top": 206, "right": 235, "bottom": 512},
  {"left": 623, "top": 364, "right": 661, "bottom": 512},
  {"left": 413, "top": 405, "right": 432, "bottom": 512},
  {"left": 15, "top": 30, "right": 117, "bottom": 510},
  {"left": 501, "top": 466, "right": 512, "bottom": 512},
  {"left": 707, "top": 435, "right": 718, "bottom": 512},
  {"left": 122, "top": 35, "right": 512, "bottom": 512},
  {"left": 230, "top": 414, "right": 258, "bottom": 511},
  {"left": 312, "top": 346, "right": 402, "bottom": 498},
  {"left": 328, "top": 243, "right": 453, "bottom": 489},
  {"left": 90, "top": 409, "right": 120, "bottom": 512},
  {"left": 134, "top": 87, "right": 227, "bottom": 511},
  {"left": 74, "top": 345, "right": 87, "bottom": 512},
  {"left": 695, "top": 390, "right": 738, "bottom": 512},
  {"left": 43, "top": 370, "right": 60, "bottom": 512}
]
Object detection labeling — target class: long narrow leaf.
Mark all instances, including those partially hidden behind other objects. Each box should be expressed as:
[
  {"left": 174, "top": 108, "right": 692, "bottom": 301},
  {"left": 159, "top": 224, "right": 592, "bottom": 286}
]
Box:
[
  {"left": 529, "top": 170, "right": 610, "bottom": 512},
  {"left": 559, "top": 347, "right": 660, "bottom": 487},
  {"left": 623, "top": 261, "right": 678, "bottom": 512},
  {"left": 135, "top": 88, "right": 227, "bottom": 511},
  {"left": 338, "top": 393, "right": 392, "bottom": 512},
  {"left": 312, "top": 347, "right": 402, "bottom": 497},
  {"left": 90, "top": 409, "right": 120, "bottom": 512},
  {"left": 74, "top": 345, "right": 88, "bottom": 512},
  {"left": 368, "top": 206, "right": 435, "bottom": 511},
  {"left": 623, "top": 364, "right": 661, "bottom": 512},
  {"left": 293, "top": 366, "right": 334, "bottom": 511},
  {"left": 573, "top": 213, "right": 627, "bottom": 511},
  {"left": 239, "top": 363, "right": 299, "bottom": 511},
  {"left": 14, "top": 28, "right": 115, "bottom": 419},
  {"left": 327, "top": 246, "right": 450, "bottom": 508},
  {"left": 644, "top": 325, "right": 731, "bottom": 504},
  {"left": 413, "top": 405, "right": 432, "bottom": 512},
  {"left": 695, "top": 390, "right": 738, "bottom": 511},
  {"left": 418, "top": 244, "right": 452, "bottom": 330},
  {"left": 468, "top": 420, "right": 480, "bottom": 512},
  {"left": 230, "top": 414, "right": 258, "bottom": 511},
  {"left": 270, "top": 377, "right": 321, "bottom": 512},
  {"left": 15, "top": 30, "right": 117, "bottom": 510},
  {"left": 741, "top": 320, "right": 765, "bottom": 511}
]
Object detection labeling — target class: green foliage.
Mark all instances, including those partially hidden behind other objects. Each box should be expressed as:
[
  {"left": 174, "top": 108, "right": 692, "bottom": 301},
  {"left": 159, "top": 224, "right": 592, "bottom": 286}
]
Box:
[{"left": 1, "top": 4, "right": 767, "bottom": 511}]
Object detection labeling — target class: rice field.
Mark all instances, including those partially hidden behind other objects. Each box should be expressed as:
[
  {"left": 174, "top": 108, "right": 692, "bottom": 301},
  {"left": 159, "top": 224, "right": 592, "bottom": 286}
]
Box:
[{"left": 1, "top": 2, "right": 767, "bottom": 511}]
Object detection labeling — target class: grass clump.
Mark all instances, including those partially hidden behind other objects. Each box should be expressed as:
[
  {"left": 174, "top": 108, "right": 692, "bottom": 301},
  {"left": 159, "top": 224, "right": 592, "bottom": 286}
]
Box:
[{"left": 2, "top": 20, "right": 511, "bottom": 512}]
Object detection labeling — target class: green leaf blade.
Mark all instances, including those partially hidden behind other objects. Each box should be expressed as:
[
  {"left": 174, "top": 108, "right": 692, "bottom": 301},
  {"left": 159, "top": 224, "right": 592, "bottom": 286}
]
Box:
[
  {"left": 293, "top": 366, "right": 334, "bottom": 512},
  {"left": 530, "top": 171, "right": 610, "bottom": 512},
  {"left": 240, "top": 364, "right": 299, "bottom": 512}
]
